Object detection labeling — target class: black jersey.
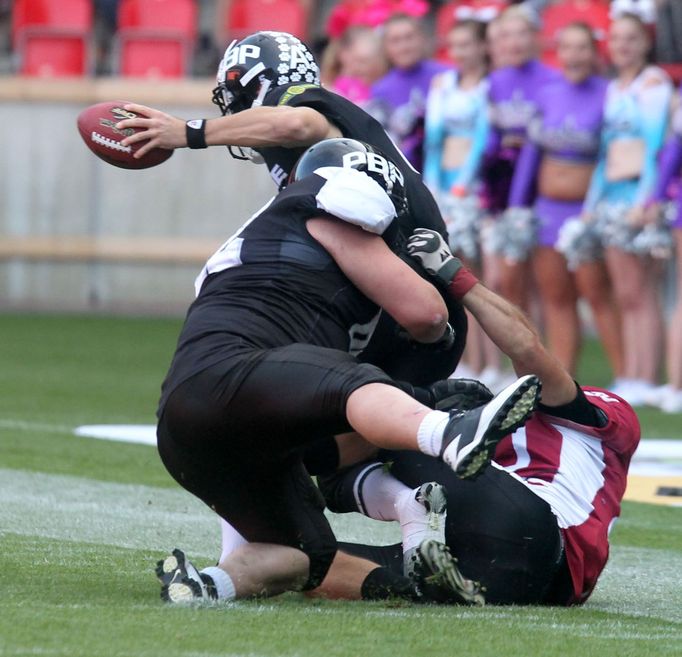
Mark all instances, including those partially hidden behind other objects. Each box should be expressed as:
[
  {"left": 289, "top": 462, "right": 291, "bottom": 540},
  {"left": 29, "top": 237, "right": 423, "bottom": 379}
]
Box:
[
  {"left": 259, "top": 83, "right": 446, "bottom": 238},
  {"left": 159, "top": 169, "right": 397, "bottom": 411}
]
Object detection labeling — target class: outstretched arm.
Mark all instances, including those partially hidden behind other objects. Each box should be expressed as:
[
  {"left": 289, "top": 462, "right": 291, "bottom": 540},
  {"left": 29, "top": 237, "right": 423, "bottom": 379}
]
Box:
[
  {"left": 407, "top": 229, "right": 576, "bottom": 406},
  {"left": 116, "top": 104, "right": 341, "bottom": 158}
]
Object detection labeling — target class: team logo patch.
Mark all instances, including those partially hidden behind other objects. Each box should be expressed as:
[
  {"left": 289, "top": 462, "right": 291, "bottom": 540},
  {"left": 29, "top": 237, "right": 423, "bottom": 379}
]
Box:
[{"left": 278, "top": 84, "right": 318, "bottom": 106}]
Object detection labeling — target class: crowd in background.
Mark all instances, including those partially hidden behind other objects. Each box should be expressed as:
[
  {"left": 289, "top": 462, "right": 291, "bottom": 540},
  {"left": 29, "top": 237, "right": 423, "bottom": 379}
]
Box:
[
  {"left": 4, "top": 1, "right": 682, "bottom": 414},
  {"left": 319, "top": 1, "right": 682, "bottom": 413}
]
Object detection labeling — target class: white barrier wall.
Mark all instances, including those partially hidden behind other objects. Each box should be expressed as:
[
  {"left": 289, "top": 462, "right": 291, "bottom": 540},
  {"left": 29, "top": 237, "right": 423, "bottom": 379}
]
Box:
[{"left": 0, "top": 79, "right": 274, "bottom": 313}]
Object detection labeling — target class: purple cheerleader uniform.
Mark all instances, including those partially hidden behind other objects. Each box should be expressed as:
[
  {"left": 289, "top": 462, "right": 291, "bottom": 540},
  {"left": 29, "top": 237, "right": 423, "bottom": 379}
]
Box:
[
  {"left": 484, "top": 59, "right": 560, "bottom": 211},
  {"left": 508, "top": 75, "right": 608, "bottom": 246},
  {"left": 368, "top": 59, "right": 450, "bottom": 170},
  {"left": 650, "top": 84, "right": 682, "bottom": 230}
]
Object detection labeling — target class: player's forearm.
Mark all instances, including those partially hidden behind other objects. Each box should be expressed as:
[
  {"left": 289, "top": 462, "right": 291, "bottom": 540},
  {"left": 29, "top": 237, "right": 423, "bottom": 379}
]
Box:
[
  {"left": 205, "top": 106, "right": 333, "bottom": 148},
  {"left": 461, "top": 284, "right": 576, "bottom": 405}
]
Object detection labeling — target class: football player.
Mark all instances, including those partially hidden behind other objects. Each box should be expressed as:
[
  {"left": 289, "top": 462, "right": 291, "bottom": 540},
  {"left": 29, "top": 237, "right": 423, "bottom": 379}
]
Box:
[
  {"left": 320, "top": 228, "right": 641, "bottom": 606},
  {"left": 154, "top": 139, "right": 540, "bottom": 605},
  {"left": 115, "top": 30, "right": 467, "bottom": 387}
]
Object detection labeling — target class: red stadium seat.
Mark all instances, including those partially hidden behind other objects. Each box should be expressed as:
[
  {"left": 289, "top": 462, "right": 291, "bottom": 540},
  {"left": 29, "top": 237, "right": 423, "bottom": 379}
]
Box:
[
  {"left": 225, "top": 0, "right": 309, "bottom": 42},
  {"left": 540, "top": 0, "right": 611, "bottom": 69},
  {"left": 116, "top": 0, "right": 197, "bottom": 78},
  {"left": 12, "top": 0, "right": 92, "bottom": 76}
]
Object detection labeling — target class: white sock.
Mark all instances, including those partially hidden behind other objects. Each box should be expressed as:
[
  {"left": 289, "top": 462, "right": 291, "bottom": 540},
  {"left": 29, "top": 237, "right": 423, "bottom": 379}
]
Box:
[
  {"left": 219, "top": 518, "right": 248, "bottom": 563},
  {"left": 417, "top": 410, "right": 450, "bottom": 457},
  {"left": 201, "top": 566, "right": 236, "bottom": 601},
  {"left": 353, "top": 463, "right": 408, "bottom": 521},
  {"left": 395, "top": 488, "right": 445, "bottom": 553}
]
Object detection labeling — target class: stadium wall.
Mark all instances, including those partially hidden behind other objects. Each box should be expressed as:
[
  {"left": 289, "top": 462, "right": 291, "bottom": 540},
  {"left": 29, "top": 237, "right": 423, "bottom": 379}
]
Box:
[{"left": 0, "top": 77, "right": 273, "bottom": 314}]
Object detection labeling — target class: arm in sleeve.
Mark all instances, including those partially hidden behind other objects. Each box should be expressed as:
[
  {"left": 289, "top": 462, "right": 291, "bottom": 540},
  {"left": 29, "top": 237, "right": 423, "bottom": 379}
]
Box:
[
  {"left": 422, "top": 81, "right": 446, "bottom": 191},
  {"left": 650, "top": 135, "right": 682, "bottom": 202},
  {"left": 507, "top": 138, "right": 541, "bottom": 207},
  {"left": 634, "top": 78, "right": 673, "bottom": 205},
  {"left": 452, "top": 93, "right": 491, "bottom": 191}
]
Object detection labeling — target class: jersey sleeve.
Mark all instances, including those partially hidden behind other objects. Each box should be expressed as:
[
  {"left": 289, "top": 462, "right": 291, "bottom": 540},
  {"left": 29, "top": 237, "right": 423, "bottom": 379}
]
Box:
[
  {"left": 581, "top": 387, "right": 641, "bottom": 457},
  {"left": 423, "top": 76, "right": 446, "bottom": 191},
  {"left": 508, "top": 116, "right": 542, "bottom": 208},
  {"left": 634, "top": 74, "right": 673, "bottom": 205},
  {"left": 453, "top": 90, "right": 490, "bottom": 191},
  {"left": 650, "top": 134, "right": 682, "bottom": 202},
  {"left": 582, "top": 135, "right": 608, "bottom": 214}
]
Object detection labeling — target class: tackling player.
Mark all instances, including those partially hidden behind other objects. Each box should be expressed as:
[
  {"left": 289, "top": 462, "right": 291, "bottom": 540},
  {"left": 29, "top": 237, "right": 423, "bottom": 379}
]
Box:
[{"left": 154, "top": 140, "right": 540, "bottom": 605}]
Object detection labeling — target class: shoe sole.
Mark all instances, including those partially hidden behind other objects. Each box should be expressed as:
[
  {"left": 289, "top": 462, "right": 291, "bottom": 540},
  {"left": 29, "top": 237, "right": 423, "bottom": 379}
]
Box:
[
  {"left": 417, "top": 482, "right": 447, "bottom": 532},
  {"left": 417, "top": 539, "right": 485, "bottom": 606},
  {"left": 156, "top": 548, "right": 206, "bottom": 604},
  {"left": 455, "top": 375, "right": 540, "bottom": 479}
]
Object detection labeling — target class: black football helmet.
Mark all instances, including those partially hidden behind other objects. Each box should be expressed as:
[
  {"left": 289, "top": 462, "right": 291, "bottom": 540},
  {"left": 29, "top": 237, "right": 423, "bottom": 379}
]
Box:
[
  {"left": 212, "top": 31, "right": 320, "bottom": 116},
  {"left": 291, "top": 138, "right": 409, "bottom": 218}
]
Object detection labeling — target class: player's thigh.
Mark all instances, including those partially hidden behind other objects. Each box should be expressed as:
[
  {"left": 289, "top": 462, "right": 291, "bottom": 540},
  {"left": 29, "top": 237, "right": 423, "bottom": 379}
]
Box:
[
  {"left": 388, "top": 452, "right": 563, "bottom": 604},
  {"left": 226, "top": 342, "right": 393, "bottom": 450}
]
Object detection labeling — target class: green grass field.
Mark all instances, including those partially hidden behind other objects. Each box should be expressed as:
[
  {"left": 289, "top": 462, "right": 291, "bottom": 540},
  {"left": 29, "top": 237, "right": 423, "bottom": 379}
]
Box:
[{"left": 1, "top": 314, "right": 680, "bottom": 657}]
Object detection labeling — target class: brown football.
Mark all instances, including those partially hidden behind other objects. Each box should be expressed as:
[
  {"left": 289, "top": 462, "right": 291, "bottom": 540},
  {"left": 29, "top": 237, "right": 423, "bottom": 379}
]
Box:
[{"left": 77, "top": 100, "right": 173, "bottom": 169}]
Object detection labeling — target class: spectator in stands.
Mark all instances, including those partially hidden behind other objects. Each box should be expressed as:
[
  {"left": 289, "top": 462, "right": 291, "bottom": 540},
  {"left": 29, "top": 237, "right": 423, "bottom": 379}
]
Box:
[
  {"left": 582, "top": 12, "right": 673, "bottom": 406},
  {"left": 326, "top": 0, "right": 429, "bottom": 39},
  {"left": 423, "top": 19, "right": 500, "bottom": 385},
  {"left": 482, "top": 4, "right": 559, "bottom": 310},
  {"left": 645, "top": 85, "right": 682, "bottom": 413},
  {"left": 368, "top": 12, "right": 449, "bottom": 169},
  {"left": 327, "top": 26, "right": 388, "bottom": 106},
  {"left": 506, "top": 22, "right": 624, "bottom": 380}
]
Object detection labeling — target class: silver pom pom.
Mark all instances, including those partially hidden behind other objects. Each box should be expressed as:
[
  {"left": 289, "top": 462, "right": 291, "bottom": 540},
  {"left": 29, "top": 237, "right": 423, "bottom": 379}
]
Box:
[
  {"left": 441, "top": 194, "right": 482, "bottom": 262},
  {"left": 555, "top": 217, "right": 603, "bottom": 271},
  {"left": 631, "top": 223, "right": 674, "bottom": 259},
  {"left": 495, "top": 207, "right": 539, "bottom": 263}
]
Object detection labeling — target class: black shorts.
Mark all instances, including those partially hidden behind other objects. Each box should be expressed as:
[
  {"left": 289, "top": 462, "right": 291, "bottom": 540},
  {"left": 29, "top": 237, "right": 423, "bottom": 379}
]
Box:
[
  {"left": 322, "top": 452, "right": 570, "bottom": 605},
  {"left": 157, "top": 342, "right": 393, "bottom": 589}
]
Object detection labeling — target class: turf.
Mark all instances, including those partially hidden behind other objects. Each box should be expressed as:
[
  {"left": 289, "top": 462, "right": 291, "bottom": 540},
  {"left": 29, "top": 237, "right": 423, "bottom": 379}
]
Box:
[{"left": 0, "top": 313, "right": 680, "bottom": 657}]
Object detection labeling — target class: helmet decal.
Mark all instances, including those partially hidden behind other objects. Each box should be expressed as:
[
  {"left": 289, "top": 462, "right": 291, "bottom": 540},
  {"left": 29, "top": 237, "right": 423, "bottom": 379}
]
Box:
[{"left": 213, "top": 32, "right": 319, "bottom": 117}]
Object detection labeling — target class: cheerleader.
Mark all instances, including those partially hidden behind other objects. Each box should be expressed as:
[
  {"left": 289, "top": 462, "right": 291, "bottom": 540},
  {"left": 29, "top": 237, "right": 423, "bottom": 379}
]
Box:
[
  {"left": 583, "top": 13, "right": 673, "bottom": 405},
  {"left": 507, "top": 22, "right": 624, "bottom": 378},
  {"left": 645, "top": 85, "right": 682, "bottom": 413}
]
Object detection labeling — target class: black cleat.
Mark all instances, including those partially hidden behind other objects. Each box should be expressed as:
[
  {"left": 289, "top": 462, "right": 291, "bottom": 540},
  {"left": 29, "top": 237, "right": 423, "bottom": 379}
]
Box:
[
  {"left": 441, "top": 375, "right": 541, "bottom": 479},
  {"left": 156, "top": 548, "right": 215, "bottom": 604},
  {"left": 410, "top": 539, "right": 485, "bottom": 606},
  {"left": 426, "top": 378, "right": 494, "bottom": 411}
]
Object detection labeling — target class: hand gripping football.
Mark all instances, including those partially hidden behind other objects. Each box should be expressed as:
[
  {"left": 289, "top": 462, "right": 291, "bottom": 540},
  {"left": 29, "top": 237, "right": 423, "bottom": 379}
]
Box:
[{"left": 77, "top": 101, "right": 173, "bottom": 169}]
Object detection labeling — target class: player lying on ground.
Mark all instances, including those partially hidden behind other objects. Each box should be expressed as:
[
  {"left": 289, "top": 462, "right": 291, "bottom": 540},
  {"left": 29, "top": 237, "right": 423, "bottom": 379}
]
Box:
[
  {"left": 316, "top": 229, "right": 641, "bottom": 605},
  {"left": 154, "top": 140, "right": 540, "bottom": 605}
]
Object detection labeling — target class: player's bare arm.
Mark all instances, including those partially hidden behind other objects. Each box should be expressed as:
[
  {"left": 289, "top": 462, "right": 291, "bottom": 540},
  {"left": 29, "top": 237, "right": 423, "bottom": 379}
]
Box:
[
  {"left": 307, "top": 217, "right": 449, "bottom": 344},
  {"left": 116, "top": 104, "right": 341, "bottom": 159},
  {"left": 407, "top": 228, "right": 576, "bottom": 406}
]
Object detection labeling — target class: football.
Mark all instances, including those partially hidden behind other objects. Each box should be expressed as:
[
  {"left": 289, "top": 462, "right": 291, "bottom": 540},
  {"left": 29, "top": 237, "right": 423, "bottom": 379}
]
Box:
[{"left": 77, "top": 100, "right": 173, "bottom": 169}]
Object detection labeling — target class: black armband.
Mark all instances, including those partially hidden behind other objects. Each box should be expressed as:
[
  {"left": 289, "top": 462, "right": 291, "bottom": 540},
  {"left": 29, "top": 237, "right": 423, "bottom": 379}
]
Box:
[
  {"left": 538, "top": 381, "right": 607, "bottom": 428},
  {"left": 185, "top": 119, "right": 207, "bottom": 149}
]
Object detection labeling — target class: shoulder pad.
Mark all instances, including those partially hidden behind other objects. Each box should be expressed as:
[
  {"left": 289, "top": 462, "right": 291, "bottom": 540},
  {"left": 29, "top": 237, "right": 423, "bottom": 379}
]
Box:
[{"left": 313, "top": 167, "right": 396, "bottom": 235}]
